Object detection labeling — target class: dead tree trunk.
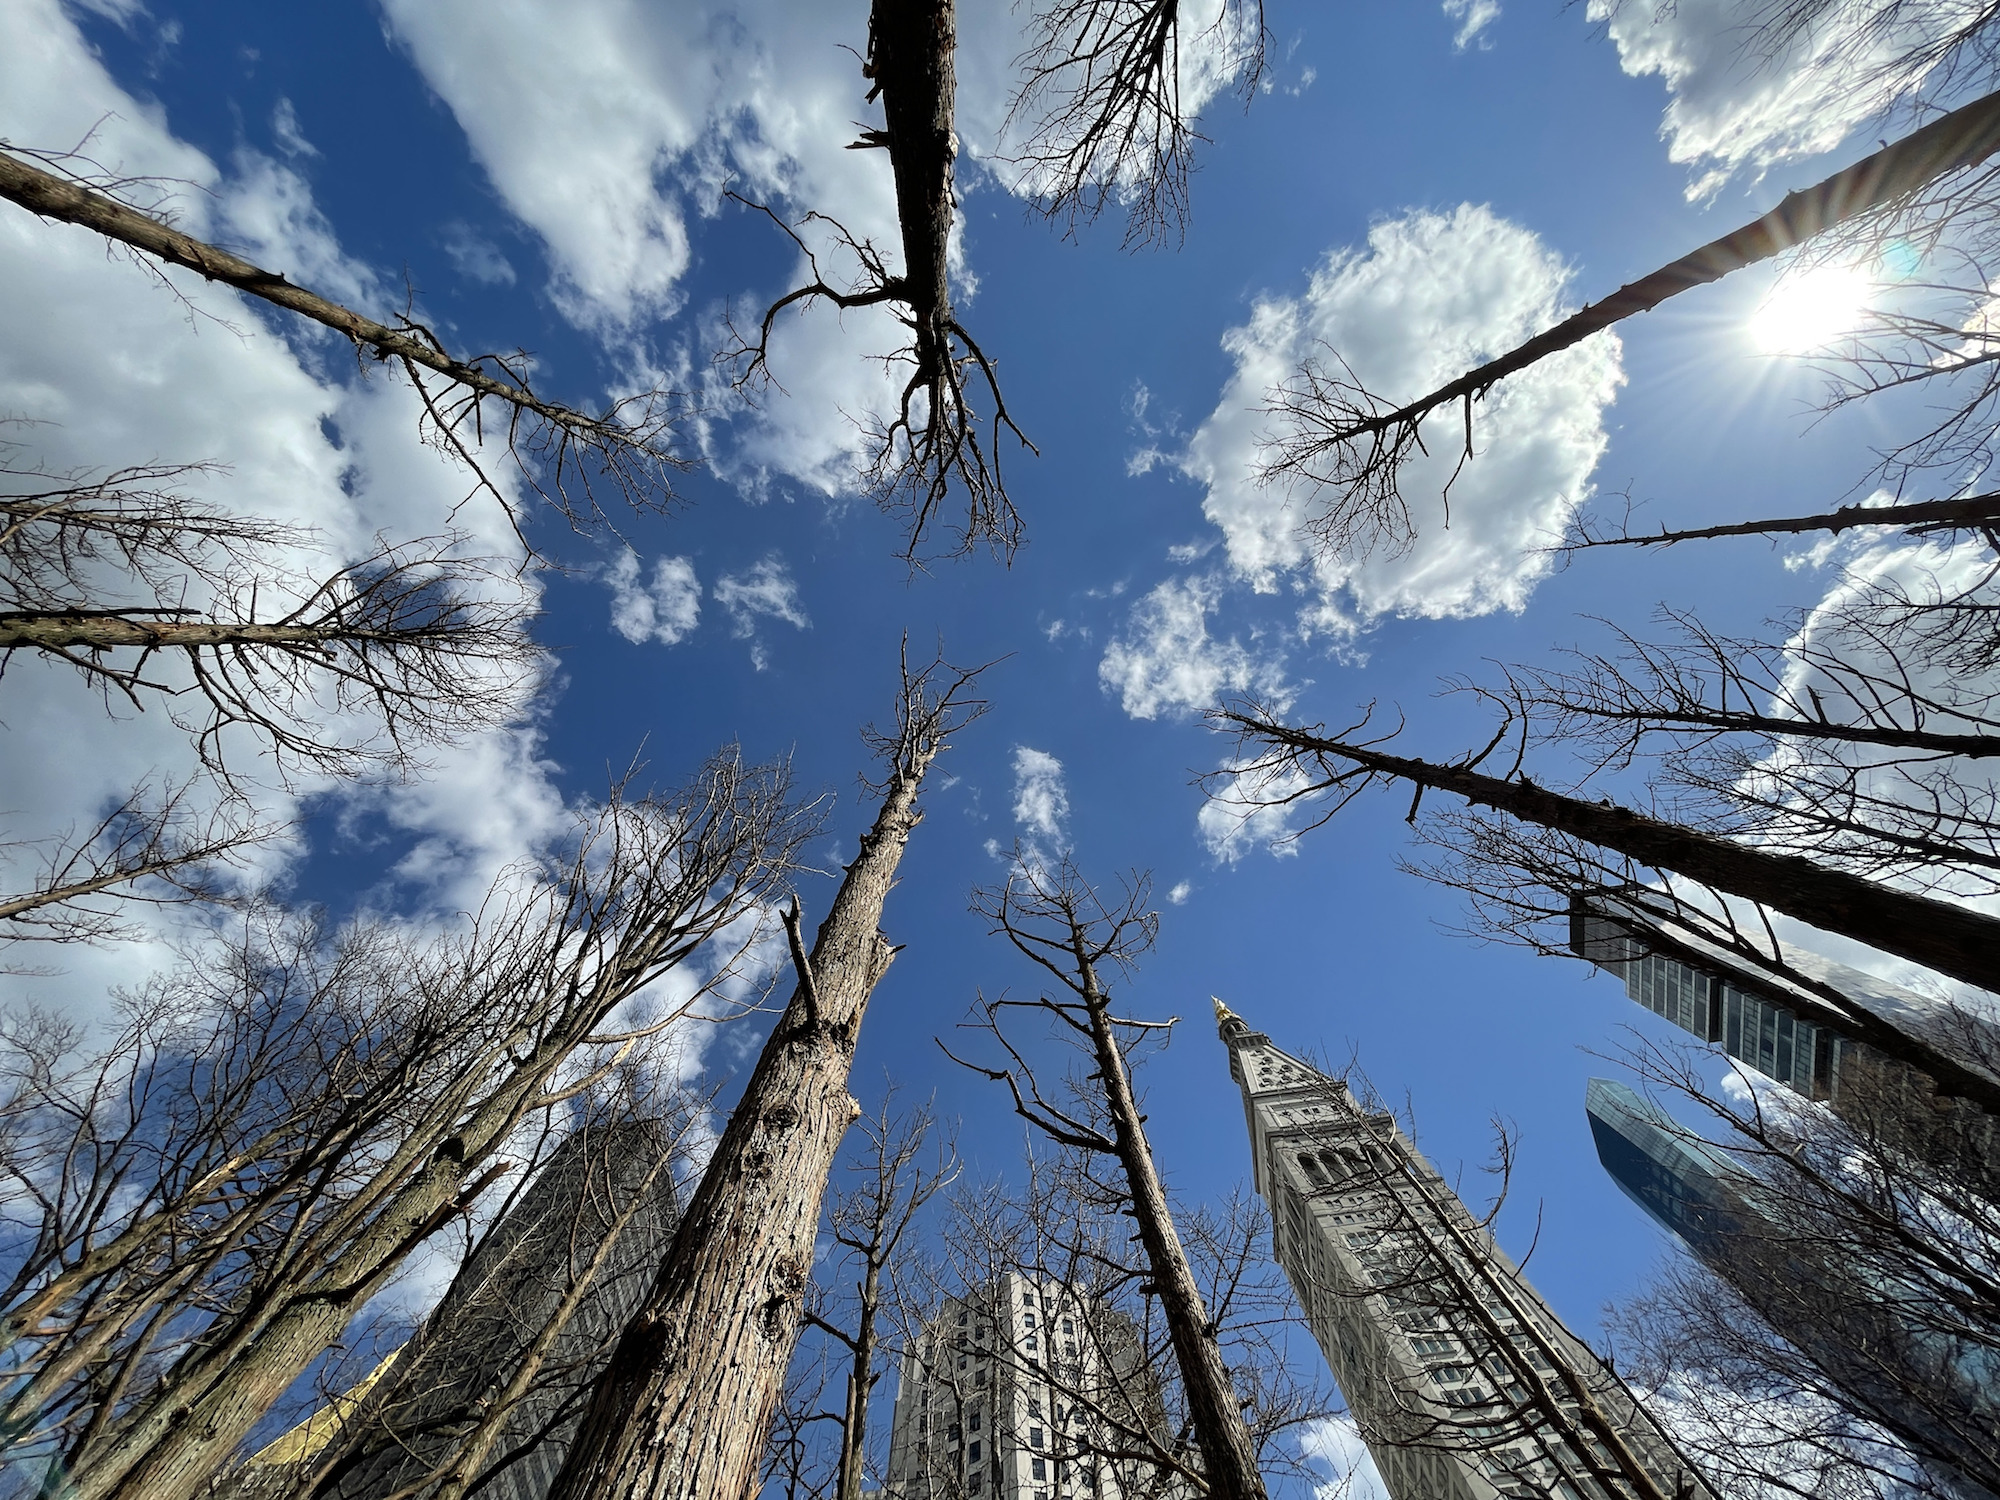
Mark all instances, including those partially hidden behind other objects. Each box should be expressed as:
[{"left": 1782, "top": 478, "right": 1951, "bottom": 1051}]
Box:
[
  {"left": 547, "top": 656, "right": 984, "bottom": 1500},
  {"left": 1218, "top": 708, "right": 2000, "bottom": 1110},
  {"left": 0, "top": 148, "right": 687, "bottom": 526},
  {"left": 953, "top": 855, "right": 1270, "bottom": 1500},
  {"left": 1080, "top": 950, "right": 1267, "bottom": 1500}
]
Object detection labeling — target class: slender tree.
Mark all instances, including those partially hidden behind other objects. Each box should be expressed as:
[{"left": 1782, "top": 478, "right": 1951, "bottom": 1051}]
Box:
[
  {"left": 547, "top": 650, "right": 988, "bottom": 1500},
  {"left": 0, "top": 148, "right": 689, "bottom": 532},
  {"left": 942, "top": 851, "right": 1272, "bottom": 1500},
  {"left": 1255, "top": 89, "right": 2000, "bottom": 558},
  {"left": 1212, "top": 702, "right": 2000, "bottom": 1110},
  {"left": 0, "top": 751, "right": 813, "bottom": 1500}
]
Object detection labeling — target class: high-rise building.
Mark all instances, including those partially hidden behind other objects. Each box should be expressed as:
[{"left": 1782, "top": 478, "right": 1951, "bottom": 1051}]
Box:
[
  {"left": 882, "top": 1270, "right": 1174, "bottom": 1500},
  {"left": 246, "top": 1117, "right": 681, "bottom": 1500},
  {"left": 1569, "top": 885, "right": 1999, "bottom": 1104},
  {"left": 1586, "top": 1077, "right": 2000, "bottom": 1500},
  {"left": 1569, "top": 884, "right": 1999, "bottom": 1183},
  {"left": 1217, "top": 1000, "right": 1711, "bottom": 1500}
]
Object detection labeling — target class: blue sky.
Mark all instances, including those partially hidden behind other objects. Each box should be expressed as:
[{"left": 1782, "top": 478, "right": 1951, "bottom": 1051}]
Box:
[{"left": 0, "top": 0, "right": 1973, "bottom": 1487}]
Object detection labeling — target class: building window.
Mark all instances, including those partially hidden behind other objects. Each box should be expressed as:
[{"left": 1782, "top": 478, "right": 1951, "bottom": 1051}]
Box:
[
  {"left": 971, "top": 1408, "right": 982, "bottom": 1431},
  {"left": 969, "top": 1441, "right": 981, "bottom": 1462},
  {"left": 958, "top": 1310, "right": 969, "bottom": 1327},
  {"left": 1026, "top": 1335, "right": 1038, "bottom": 1353},
  {"left": 1061, "top": 1318, "right": 1074, "bottom": 1336},
  {"left": 1033, "top": 1458, "right": 1048, "bottom": 1481},
  {"left": 1030, "top": 1427, "right": 1045, "bottom": 1449},
  {"left": 958, "top": 1355, "right": 968, "bottom": 1371}
]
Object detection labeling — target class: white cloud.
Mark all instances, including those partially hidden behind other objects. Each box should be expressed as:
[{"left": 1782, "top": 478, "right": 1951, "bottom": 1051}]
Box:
[
  {"left": 713, "top": 555, "right": 808, "bottom": 670},
  {"left": 1587, "top": 0, "right": 1985, "bottom": 197},
  {"left": 1298, "top": 1415, "right": 1390, "bottom": 1500},
  {"left": 1167, "top": 880, "right": 1192, "bottom": 905},
  {"left": 439, "top": 221, "right": 517, "bottom": 287},
  {"left": 1099, "top": 575, "right": 1292, "bottom": 721},
  {"left": 1198, "top": 756, "right": 1315, "bottom": 865},
  {"left": 1183, "top": 203, "right": 1621, "bottom": 640},
  {"left": 1444, "top": 0, "right": 1501, "bottom": 51},
  {"left": 271, "top": 98, "right": 318, "bottom": 159},
  {"left": 1011, "top": 747, "right": 1071, "bottom": 846},
  {"left": 715, "top": 555, "right": 808, "bottom": 632},
  {"left": 606, "top": 552, "right": 702, "bottom": 645}
]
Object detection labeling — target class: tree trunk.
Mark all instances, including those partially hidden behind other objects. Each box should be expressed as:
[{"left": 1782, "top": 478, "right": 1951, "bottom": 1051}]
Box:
[
  {"left": 1230, "top": 716, "right": 2000, "bottom": 1109},
  {"left": 870, "top": 0, "right": 955, "bottom": 335},
  {"left": 0, "top": 615, "right": 370, "bottom": 651},
  {"left": 0, "top": 149, "right": 585, "bottom": 435},
  {"left": 1081, "top": 967, "right": 1269, "bottom": 1500},
  {"left": 834, "top": 1259, "right": 881, "bottom": 1500},
  {"left": 548, "top": 754, "right": 936, "bottom": 1500}
]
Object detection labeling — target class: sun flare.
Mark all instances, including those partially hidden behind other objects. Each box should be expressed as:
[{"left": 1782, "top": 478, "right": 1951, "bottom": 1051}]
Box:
[{"left": 1749, "top": 264, "right": 1874, "bottom": 355}]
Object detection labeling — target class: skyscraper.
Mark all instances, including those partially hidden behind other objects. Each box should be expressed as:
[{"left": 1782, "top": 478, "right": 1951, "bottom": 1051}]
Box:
[
  {"left": 1569, "top": 884, "right": 1999, "bottom": 1183},
  {"left": 882, "top": 1270, "right": 1174, "bottom": 1500},
  {"left": 301, "top": 1117, "right": 681, "bottom": 1500},
  {"left": 1217, "top": 1000, "right": 1710, "bottom": 1500},
  {"left": 1586, "top": 1077, "right": 2000, "bottom": 1500}
]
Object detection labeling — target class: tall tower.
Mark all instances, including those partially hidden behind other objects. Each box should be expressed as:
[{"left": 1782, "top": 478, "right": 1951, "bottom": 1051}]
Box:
[
  {"left": 882, "top": 1270, "right": 1172, "bottom": 1500},
  {"left": 1216, "top": 999, "right": 1711, "bottom": 1500}
]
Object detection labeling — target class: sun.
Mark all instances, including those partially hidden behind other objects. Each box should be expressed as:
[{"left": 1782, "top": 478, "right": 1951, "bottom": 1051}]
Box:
[{"left": 1749, "top": 263, "right": 1874, "bottom": 355}]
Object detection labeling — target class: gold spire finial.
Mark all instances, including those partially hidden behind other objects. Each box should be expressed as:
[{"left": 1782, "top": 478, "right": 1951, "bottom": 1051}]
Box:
[{"left": 1212, "top": 995, "right": 1241, "bottom": 1026}]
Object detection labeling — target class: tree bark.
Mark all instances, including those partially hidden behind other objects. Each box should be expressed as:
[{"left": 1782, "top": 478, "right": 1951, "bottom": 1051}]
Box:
[
  {"left": 1225, "top": 714, "right": 2000, "bottom": 1109},
  {"left": 548, "top": 753, "right": 938, "bottom": 1500},
  {"left": 1082, "top": 967, "right": 1269, "bottom": 1500},
  {"left": 0, "top": 615, "right": 381, "bottom": 651},
  {"left": 0, "top": 148, "right": 634, "bottom": 458},
  {"left": 869, "top": 0, "right": 956, "bottom": 340},
  {"left": 834, "top": 1257, "right": 882, "bottom": 1500}
]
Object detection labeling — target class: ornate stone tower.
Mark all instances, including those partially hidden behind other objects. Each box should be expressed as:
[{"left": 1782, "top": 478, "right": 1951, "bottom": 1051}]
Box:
[{"left": 1215, "top": 999, "right": 1711, "bottom": 1500}]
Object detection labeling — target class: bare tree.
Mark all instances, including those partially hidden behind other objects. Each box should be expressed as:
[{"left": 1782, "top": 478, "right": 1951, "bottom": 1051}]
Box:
[
  {"left": 1255, "top": 90, "right": 2000, "bottom": 559},
  {"left": 727, "top": 0, "right": 1034, "bottom": 565},
  {"left": 0, "top": 147, "right": 690, "bottom": 533},
  {"left": 1602, "top": 1039, "right": 2000, "bottom": 1500},
  {"left": 762, "top": 1090, "right": 960, "bottom": 1500},
  {"left": 914, "top": 1153, "right": 1333, "bottom": 1500},
  {"left": 0, "top": 749, "right": 815, "bottom": 1500},
  {"left": 0, "top": 779, "right": 275, "bottom": 949},
  {"left": 546, "top": 650, "right": 988, "bottom": 1500},
  {"left": 942, "top": 850, "right": 1286, "bottom": 1500},
  {"left": 1559, "top": 490, "right": 2000, "bottom": 554},
  {"left": 1005, "top": 0, "right": 1267, "bottom": 248},
  {"left": 274, "top": 1078, "right": 705, "bottom": 1500},
  {"left": 1210, "top": 701, "right": 2000, "bottom": 1107},
  {"left": 2, "top": 458, "right": 542, "bottom": 782}
]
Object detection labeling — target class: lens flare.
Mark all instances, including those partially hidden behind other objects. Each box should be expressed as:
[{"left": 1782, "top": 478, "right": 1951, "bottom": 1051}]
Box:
[{"left": 1749, "top": 265, "right": 1873, "bottom": 355}]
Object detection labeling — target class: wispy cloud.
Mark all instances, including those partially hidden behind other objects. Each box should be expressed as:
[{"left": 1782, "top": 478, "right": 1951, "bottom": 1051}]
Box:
[{"left": 605, "top": 552, "right": 701, "bottom": 645}]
